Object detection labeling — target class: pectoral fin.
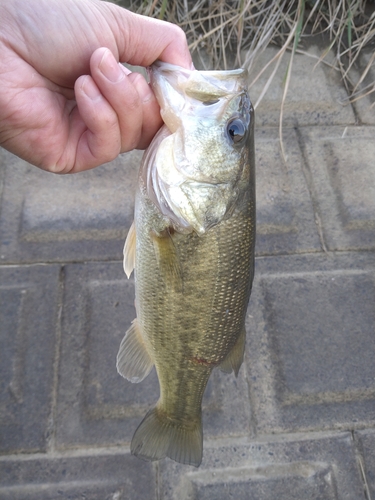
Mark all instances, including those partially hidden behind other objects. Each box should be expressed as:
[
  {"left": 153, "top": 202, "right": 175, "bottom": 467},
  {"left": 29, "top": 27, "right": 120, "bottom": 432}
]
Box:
[
  {"left": 123, "top": 221, "right": 136, "bottom": 279},
  {"left": 151, "top": 228, "right": 182, "bottom": 290},
  {"left": 116, "top": 319, "right": 154, "bottom": 383},
  {"left": 219, "top": 326, "right": 246, "bottom": 377}
]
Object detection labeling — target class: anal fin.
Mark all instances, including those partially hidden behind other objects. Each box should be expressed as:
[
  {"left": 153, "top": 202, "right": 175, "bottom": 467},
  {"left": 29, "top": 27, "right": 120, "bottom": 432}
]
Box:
[
  {"left": 116, "top": 319, "right": 154, "bottom": 383},
  {"left": 219, "top": 326, "right": 246, "bottom": 377},
  {"left": 123, "top": 221, "right": 136, "bottom": 278}
]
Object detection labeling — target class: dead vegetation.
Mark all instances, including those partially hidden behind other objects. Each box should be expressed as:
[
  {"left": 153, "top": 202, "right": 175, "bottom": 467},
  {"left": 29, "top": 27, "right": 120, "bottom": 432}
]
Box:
[{"left": 120, "top": 0, "right": 374, "bottom": 110}]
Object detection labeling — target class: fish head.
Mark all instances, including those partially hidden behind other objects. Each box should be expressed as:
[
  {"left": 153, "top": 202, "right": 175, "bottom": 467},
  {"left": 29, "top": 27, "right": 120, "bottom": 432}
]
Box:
[{"left": 141, "top": 62, "right": 254, "bottom": 234}]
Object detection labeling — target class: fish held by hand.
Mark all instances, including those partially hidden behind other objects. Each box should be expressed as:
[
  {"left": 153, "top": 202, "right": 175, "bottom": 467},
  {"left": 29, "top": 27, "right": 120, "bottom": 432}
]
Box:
[{"left": 117, "top": 62, "right": 255, "bottom": 467}]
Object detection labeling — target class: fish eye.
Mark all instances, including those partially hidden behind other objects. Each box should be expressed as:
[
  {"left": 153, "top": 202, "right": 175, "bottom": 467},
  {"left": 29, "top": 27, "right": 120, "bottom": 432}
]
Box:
[{"left": 227, "top": 118, "right": 246, "bottom": 144}]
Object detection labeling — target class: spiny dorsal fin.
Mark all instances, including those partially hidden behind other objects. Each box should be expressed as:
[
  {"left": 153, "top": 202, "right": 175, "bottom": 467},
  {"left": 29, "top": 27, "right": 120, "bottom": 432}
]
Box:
[
  {"left": 219, "top": 326, "right": 246, "bottom": 377},
  {"left": 116, "top": 319, "right": 154, "bottom": 383},
  {"left": 123, "top": 221, "right": 136, "bottom": 279}
]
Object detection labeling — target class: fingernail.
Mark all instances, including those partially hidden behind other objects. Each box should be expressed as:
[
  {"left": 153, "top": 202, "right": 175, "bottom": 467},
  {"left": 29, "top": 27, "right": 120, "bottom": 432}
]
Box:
[
  {"left": 82, "top": 76, "right": 101, "bottom": 100},
  {"left": 99, "top": 49, "right": 123, "bottom": 83},
  {"left": 119, "top": 64, "right": 132, "bottom": 76}
]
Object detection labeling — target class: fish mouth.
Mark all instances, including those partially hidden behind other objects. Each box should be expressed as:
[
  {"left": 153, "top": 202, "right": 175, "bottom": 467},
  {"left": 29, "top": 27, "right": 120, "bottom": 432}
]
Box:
[
  {"left": 149, "top": 62, "right": 249, "bottom": 119},
  {"left": 150, "top": 61, "right": 247, "bottom": 81}
]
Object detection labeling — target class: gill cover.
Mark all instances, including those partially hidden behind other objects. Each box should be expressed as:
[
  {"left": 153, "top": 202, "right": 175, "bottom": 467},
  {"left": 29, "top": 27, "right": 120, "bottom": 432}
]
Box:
[{"left": 140, "top": 62, "right": 252, "bottom": 234}]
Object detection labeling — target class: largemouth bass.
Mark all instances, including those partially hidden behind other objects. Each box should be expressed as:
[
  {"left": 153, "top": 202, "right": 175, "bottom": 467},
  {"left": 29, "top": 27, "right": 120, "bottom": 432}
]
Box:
[{"left": 117, "top": 62, "right": 255, "bottom": 467}]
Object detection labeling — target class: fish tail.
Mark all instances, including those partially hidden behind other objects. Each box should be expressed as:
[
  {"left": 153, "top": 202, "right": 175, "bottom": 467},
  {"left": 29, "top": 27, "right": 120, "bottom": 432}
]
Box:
[{"left": 131, "top": 406, "right": 203, "bottom": 467}]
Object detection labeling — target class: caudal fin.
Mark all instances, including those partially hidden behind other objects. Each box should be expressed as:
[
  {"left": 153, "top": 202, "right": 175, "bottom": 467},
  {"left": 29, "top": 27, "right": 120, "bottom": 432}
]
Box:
[{"left": 131, "top": 407, "right": 203, "bottom": 467}]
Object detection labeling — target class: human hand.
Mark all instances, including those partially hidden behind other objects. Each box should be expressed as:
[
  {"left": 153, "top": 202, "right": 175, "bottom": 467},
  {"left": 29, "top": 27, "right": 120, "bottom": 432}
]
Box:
[{"left": 0, "top": 0, "right": 192, "bottom": 173}]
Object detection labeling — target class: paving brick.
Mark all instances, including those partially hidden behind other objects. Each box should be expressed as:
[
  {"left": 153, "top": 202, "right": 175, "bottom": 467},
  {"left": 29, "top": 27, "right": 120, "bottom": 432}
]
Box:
[
  {"left": 357, "top": 429, "right": 375, "bottom": 499},
  {"left": 246, "top": 252, "right": 375, "bottom": 434},
  {"left": 1, "top": 35, "right": 373, "bottom": 498},
  {"left": 255, "top": 128, "right": 321, "bottom": 255},
  {"left": 0, "top": 154, "right": 5, "bottom": 203},
  {"left": 0, "top": 148, "right": 142, "bottom": 264},
  {"left": 0, "top": 128, "right": 322, "bottom": 261},
  {"left": 55, "top": 262, "right": 251, "bottom": 450},
  {"left": 351, "top": 50, "right": 375, "bottom": 125},
  {"left": 158, "top": 432, "right": 365, "bottom": 499},
  {"left": 0, "top": 265, "right": 60, "bottom": 453},
  {"left": 299, "top": 126, "right": 375, "bottom": 251},
  {"left": 246, "top": 46, "right": 355, "bottom": 127},
  {"left": 0, "top": 450, "right": 155, "bottom": 499}
]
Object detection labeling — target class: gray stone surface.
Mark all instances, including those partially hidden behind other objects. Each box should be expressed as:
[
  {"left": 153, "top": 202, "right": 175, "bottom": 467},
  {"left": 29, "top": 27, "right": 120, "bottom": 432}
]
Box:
[
  {"left": 1, "top": 38, "right": 374, "bottom": 499},
  {"left": 0, "top": 265, "right": 60, "bottom": 453},
  {"left": 357, "top": 429, "right": 375, "bottom": 499},
  {"left": 299, "top": 126, "right": 375, "bottom": 251},
  {"left": 246, "top": 252, "right": 375, "bottom": 434},
  {"left": 158, "top": 432, "right": 365, "bottom": 499},
  {"left": 255, "top": 127, "right": 321, "bottom": 255},
  {"left": 55, "top": 262, "right": 251, "bottom": 450},
  {"left": 0, "top": 148, "right": 141, "bottom": 264},
  {"left": 247, "top": 46, "right": 356, "bottom": 127},
  {"left": 0, "top": 450, "right": 155, "bottom": 500},
  {"left": 351, "top": 50, "right": 375, "bottom": 125}
]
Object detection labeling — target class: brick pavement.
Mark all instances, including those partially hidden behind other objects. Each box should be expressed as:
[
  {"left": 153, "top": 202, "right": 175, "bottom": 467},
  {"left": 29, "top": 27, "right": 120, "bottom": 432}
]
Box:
[{"left": 1, "top": 45, "right": 374, "bottom": 499}]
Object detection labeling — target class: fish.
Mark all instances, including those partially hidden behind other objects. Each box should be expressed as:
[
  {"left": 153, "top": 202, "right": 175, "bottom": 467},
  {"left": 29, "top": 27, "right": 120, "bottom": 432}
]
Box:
[{"left": 117, "top": 61, "right": 255, "bottom": 467}]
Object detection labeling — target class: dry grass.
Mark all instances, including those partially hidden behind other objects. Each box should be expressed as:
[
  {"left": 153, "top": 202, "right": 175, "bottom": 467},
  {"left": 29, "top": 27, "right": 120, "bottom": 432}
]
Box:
[{"left": 120, "top": 0, "right": 374, "bottom": 111}]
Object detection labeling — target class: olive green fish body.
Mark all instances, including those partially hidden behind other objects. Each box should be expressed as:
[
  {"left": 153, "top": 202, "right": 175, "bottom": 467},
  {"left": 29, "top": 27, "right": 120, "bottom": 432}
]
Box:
[
  {"left": 138, "top": 190, "right": 254, "bottom": 392},
  {"left": 117, "top": 62, "right": 255, "bottom": 467}
]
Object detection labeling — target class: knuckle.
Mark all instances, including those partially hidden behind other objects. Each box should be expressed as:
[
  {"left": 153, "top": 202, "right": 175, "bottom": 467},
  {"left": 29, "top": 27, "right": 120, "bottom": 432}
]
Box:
[{"left": 124, "top": 87, "right": 141, "bottom": 113}]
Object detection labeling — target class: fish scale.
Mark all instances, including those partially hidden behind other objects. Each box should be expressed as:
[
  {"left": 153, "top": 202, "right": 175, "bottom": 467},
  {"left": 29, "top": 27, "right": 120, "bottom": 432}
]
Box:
[{"left": 117, "top": 62, "right": 255, "bottom": 467}]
